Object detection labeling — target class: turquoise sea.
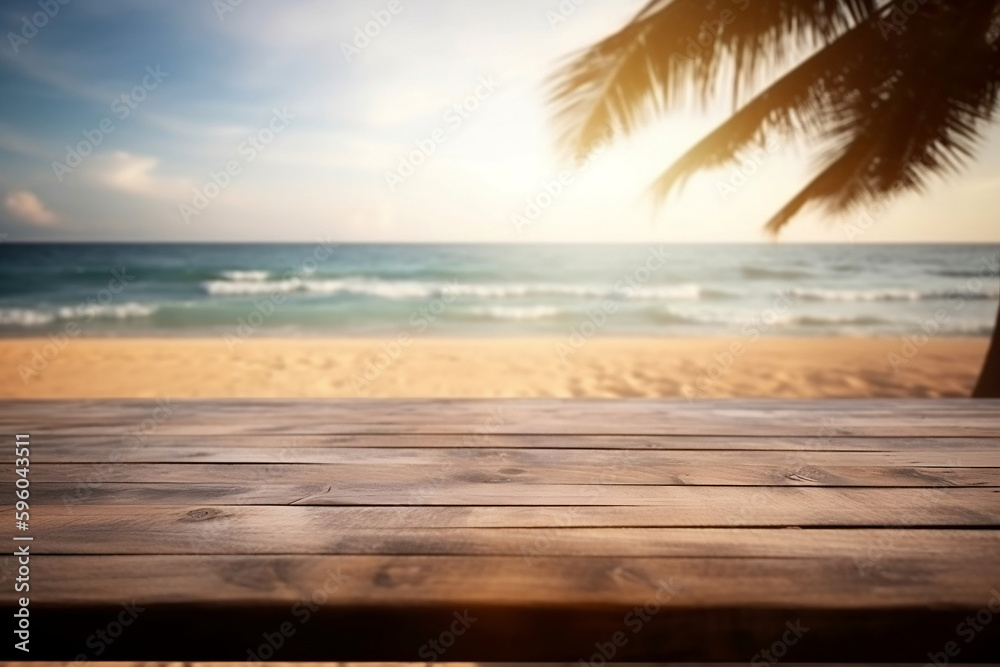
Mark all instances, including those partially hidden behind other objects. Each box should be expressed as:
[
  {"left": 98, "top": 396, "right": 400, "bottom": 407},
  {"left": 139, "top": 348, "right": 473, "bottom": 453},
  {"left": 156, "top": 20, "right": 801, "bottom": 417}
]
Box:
[{"left": 0, "top": 243, "right": 996, "bottom": 337}]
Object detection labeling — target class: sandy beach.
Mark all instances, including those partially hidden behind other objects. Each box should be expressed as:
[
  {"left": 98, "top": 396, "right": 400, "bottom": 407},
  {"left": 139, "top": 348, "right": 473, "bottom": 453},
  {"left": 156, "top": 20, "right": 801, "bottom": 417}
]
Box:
[{"left": 0, "top": 336, "right": 988, "bottom": 399}]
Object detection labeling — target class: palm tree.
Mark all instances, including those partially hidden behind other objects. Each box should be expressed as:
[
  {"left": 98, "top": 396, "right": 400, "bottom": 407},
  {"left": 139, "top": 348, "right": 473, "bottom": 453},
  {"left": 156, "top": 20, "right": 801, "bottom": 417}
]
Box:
[{"left": 550, "top": 0, "right": 1000, "bottom": 397}]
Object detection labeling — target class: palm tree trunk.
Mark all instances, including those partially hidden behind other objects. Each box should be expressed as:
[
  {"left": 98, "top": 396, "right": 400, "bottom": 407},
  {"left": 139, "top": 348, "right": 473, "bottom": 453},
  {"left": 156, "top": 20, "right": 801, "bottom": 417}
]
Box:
[{"left": 972, "top": 276, "right": 1000, "bottom": 397}]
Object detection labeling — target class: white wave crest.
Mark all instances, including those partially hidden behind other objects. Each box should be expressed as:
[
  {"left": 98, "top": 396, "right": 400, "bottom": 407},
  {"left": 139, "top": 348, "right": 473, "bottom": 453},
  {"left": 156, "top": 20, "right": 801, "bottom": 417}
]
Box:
[
  {"left": 629, "top": 284, "right": 704, "bottom": 300},
  {"left": 203, "top": 276, "right": 715, "bottom": 301},
  {"left": 220, "top": 270, "right": 271, "bottom": 281},
  {"left": 56, "top": 303, "right": 158, "bottom": 320},
  {"left": 468, "top": 305, "right": 561, "bottom": 320},
  {"left": 789, "top": 288, "right": 921, "bottom": 302},
  {"left": 0, "top": 308, "right": 56, "bottom": 327},
  {"left": 790, "top": 286, "right": 999, "bottom": 302},
  {"left": 0, "top": 303, "right": 157, "bottom": 327},
  {"left": 203, "top": 277, "right": 437, "bottom": 298}
]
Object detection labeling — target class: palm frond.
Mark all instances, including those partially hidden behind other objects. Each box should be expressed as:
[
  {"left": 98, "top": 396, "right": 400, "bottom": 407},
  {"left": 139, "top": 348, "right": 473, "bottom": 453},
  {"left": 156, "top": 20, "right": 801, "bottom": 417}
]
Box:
[
  {"left": 551, "top": 0, "right": 877, "bottom": 158},
  {"left": 549, "top": 0, "right": 1000, "bottom": 233}
]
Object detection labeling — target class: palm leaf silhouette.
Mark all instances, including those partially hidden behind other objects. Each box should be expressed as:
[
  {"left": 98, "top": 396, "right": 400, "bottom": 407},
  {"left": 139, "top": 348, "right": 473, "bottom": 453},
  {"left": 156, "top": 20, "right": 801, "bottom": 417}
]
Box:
[
  {"left": 549, "top": 0, "right": 1000, "bottom": 395},
  {"left": 551, "top": 0, "right": 1000, "bottom": 232}
]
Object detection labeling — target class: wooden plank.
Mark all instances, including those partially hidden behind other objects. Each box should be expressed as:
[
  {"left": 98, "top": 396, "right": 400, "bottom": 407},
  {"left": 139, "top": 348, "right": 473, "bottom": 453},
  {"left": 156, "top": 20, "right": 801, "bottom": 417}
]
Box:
[
  {"left": 7, "top": 554, "right": 998, "bottom": 607},
  {"left": 3, "top": 399, "right": 999, "bottom": 435},
  {"left": 29, "top": 482, "right": 1000, "bottom": 506},
  {"left": 27, "top": 489, "right": 1000, "bottom": 526},
  {"left": 4, "top": 397, "right": 999, "bottom": 662},
  {"left": 15, "top": 433, "right": 1000, "bottom": 455},
  {"left": 10, "top": 555, "right": 1000, "bottom": 661},
  {"left": 25, "top": 518, "right": 1000, "bottom": 556},
  {"left": 17, "top": 443, "right": 1000, "bottom": 464},
  {"left": 19, "top": 459, "right": 1000, "bottom": 486},
  {"left": 16, "top": 462, "right": 1000, "bottom": 487}
]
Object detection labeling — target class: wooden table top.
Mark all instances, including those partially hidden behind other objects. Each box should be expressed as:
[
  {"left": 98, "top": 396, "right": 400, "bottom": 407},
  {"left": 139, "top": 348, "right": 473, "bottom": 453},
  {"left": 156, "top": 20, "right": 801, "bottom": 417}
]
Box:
[{"left": 2, "top": 399, "right": 999, "bottom": 661}]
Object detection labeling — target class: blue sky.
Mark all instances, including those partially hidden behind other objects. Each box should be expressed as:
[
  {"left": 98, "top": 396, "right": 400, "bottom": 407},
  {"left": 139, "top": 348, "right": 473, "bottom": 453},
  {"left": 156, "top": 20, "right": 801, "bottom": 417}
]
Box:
[{"left": 1, "top": 0, "right": 999, "bottom": 243}]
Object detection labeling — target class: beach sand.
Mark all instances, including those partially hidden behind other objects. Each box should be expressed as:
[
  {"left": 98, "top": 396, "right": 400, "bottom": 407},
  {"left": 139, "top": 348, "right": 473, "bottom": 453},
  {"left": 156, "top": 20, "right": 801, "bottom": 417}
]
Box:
[{"left": 0, "top": 337, "right": 987, "bottom": 399}]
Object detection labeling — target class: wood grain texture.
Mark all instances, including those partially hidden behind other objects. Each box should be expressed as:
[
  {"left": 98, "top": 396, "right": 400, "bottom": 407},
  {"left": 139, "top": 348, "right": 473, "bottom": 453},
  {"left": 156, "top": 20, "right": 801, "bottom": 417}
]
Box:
[
  {"left": 26, "top": 481, "right": 1000, "bottom": 507},
  {"left": 14, "top": 433, "right": 1000, "bottom": 453},
  {"left": 8, "top": 554, "right": 999, "bottom": 607},
  {"left": 3, "top": 398, "right": 999, "bottom": 435},
  {"left": 15, "top": 442, "right": 1000, "bottom": 463},
  {"left": 2, "top": 398, "right": 999, "bottom": 661},
  {"left": 26, "top": 490, "right": 1000, "bottom": 527},
  {"left": 15, "top": 462, "right": 1000, "bottom": 486},
  {"left": 24, "top": 521, "right": 1000, "bottom": 557}
]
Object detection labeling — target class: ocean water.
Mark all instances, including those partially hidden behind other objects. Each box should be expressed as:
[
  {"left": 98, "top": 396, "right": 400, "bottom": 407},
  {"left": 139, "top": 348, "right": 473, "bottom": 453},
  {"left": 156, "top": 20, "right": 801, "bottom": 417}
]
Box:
[{"left": 0, "top": 243, "right": 996, "bottom": 338}]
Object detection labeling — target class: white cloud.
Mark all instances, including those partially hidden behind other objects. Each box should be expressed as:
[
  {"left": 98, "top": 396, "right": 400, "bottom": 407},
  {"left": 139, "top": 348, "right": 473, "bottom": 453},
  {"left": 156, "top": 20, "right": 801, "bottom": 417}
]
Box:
[
  {"left": 86, "top": 151, "right": 192, "bottom": 200},
  {"left": 4, "top": 191, "right": 59, "bottom": 226}
]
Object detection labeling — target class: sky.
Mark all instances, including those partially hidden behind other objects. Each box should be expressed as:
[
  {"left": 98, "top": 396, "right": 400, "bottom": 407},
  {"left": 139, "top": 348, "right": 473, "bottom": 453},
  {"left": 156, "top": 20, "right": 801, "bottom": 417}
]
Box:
[{"left": 0, "top": 0, "right": 999, "bottom": 244}]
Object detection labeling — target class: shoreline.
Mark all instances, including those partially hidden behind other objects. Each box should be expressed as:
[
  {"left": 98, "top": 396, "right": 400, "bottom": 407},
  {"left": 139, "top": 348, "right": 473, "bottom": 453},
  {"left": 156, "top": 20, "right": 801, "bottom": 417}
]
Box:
[{"left": 0, "top": 336, "right": 987, "bottom": 399}]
